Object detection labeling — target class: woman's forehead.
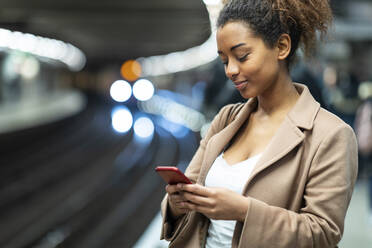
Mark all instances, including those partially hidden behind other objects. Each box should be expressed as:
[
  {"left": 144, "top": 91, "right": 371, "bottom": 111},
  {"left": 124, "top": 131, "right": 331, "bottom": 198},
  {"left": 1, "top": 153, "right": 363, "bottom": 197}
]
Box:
[{"left": 216, "top": 22, "right": 259, "bottom": 48}]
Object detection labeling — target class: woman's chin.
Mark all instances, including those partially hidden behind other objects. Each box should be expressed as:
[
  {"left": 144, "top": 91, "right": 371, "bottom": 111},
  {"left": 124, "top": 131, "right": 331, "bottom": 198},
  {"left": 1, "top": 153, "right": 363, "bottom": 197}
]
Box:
[{"left": 238, "top": 88, "right": 257, "bottom": 99}]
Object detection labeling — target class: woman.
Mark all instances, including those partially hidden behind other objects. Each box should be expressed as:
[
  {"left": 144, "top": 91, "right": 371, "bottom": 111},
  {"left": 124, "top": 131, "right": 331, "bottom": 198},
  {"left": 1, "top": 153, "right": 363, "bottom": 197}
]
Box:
[{"left": 160, "top": 0, "right": 358, "bottom": 247}]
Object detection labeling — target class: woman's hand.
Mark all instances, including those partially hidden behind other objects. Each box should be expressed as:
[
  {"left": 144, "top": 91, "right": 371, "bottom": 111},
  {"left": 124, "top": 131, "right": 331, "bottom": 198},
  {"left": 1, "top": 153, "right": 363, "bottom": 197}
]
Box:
[
  {"left": 165, "top": 184, "right": 191, "bottom": 219},
  {"left": 177, "top": 183, "right": 249, "bottom": 222}
]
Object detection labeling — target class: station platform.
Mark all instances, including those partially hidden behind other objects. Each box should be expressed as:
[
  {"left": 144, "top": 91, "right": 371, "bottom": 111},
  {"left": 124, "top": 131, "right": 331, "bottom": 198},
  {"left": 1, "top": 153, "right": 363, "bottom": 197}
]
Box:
[
  {"left": 1, "top": 90, "right": 371, "bottom": 248},
  {"left": 0, "top": 90, "right": 86, "bottom": 134}
]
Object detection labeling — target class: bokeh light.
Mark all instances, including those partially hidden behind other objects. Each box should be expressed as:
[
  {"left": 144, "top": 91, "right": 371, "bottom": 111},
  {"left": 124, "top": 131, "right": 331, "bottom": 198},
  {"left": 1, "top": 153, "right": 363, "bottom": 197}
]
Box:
[
  {"left": 120, "top": 60, "right": 142, "bottom": 82},
  {"left": 323, "top": 66, "right": 337, "bottom": 87},
  {"left": 133, "top": 117, "right": 155, "bottom": 139},
  {"left": 110, "top": 80, "right": 132, "bottom": 102},
  {"left": 132, "top": 79, "right": 155, "bottom": 101},
  {"left": 20, "top": 56, "right": 40, "bottom": 79},
  {"left": 203, "top": 0, "right": 221, "bottom": 5},
  {"left": 111, "top": 107, "right": 133, "bottom": 133},
  {"left": 0, "top": 28, "right": 86, "bottom": 71},
  {"left": 138, "top": 94, "right": 206, "bottom": 132},
  {"left": 157, "top": 117, "right": 189, "bottom": 138}
]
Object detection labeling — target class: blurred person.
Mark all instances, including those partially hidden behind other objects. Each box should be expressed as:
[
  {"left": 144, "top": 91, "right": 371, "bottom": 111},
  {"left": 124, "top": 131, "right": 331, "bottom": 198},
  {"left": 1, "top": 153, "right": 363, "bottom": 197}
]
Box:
[
  {"left": 327, "top": 72, "right": 361, "bottom": 128},
  {"left": 354, "top": 82, "right": 372, "bottom": 224},
  {"left": 160, "top": 0, "right": 358, "bottom": 247},
  {"left": 290, "top": 61, "right": 327, "bottom": 109}
]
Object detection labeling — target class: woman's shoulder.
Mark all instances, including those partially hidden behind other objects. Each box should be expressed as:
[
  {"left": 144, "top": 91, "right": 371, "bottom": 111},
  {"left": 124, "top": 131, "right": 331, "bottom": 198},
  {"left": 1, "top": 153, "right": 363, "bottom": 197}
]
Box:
[{"left": 312, "top": 106, "right": 356, "bottom": 140}]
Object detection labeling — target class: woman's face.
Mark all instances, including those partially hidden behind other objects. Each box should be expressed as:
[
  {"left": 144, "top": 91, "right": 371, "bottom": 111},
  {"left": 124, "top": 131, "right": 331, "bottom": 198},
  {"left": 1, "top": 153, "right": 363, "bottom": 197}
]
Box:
[{"left": 216, "top": 21, "right": 281, "bottom": 99}]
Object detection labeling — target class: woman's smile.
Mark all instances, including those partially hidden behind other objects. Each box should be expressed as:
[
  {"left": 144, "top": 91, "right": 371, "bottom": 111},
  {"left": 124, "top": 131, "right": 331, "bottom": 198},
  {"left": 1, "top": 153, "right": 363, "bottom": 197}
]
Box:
[{"left": 233, "top": 80, "right": 248, "bottom": 90}]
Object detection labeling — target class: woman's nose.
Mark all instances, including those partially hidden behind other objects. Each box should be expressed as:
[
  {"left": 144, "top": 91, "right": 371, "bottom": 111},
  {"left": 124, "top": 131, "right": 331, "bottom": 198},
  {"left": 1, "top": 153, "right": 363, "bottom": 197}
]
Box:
[{"left": 225, "top": 61, "right": 239, "bottom": 79}]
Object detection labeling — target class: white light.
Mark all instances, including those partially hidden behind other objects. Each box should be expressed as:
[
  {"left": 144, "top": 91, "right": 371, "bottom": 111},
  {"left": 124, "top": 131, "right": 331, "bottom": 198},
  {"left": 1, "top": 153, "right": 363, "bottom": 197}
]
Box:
[
  {"left": 138, "top": 31, "right": 218, "bottom": 76},
  {"left": 164, "top": 52, "right": 185, "bottom": 72},
  {"left": 111, "top": 107, "right": 133, "bottom": 133},
  {"left": 134, "top": 117, "right": 155, "bottom": 138},
  {"left": 0, "top": 28, "right": 86, "bottom": 71},
  {"left": 3, "top": 53, "right": 23, "bottom": 81},
  {"left": 20, "top": 56, "right": 40, "bottom": 79},
  {"left": 0, "top": 29, "right": 11, "bottom": 47},
  {"left": 20, "top": 33, "right": 38, "bottom": 54},
  {"left": 203, "top": 0, "right": 221, "bottom": 5},
  {"left": 133, "top": 79, "right": 155, "bottom": 101},
  {"left": 110, "top": 80, "right": 132, "bottom": 102},
  {"left": 138, "top": 94, "right": 206, "bottom": 132}
]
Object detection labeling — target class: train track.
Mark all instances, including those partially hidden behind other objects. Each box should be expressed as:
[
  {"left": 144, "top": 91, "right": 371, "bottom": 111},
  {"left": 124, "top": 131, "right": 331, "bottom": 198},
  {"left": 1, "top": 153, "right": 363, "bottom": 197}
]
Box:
[{"left": 0, "top": 93, "right": 199, "bottom": 248}]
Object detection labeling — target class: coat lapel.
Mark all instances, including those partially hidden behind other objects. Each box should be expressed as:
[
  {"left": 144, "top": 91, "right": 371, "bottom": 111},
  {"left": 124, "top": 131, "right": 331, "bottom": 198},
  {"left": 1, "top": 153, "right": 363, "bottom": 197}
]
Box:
[
  {"left": 241, "top": 116, "right": 305, "bottom": 190},
  {"left": 197, "top": 83, "right": 320, "bottom": 188},
  {"left": 197, "top": 98, "right": 258, "bottom": 185},
  {"left": 241, "top": 83, "right": 320, "bottom": 194}
]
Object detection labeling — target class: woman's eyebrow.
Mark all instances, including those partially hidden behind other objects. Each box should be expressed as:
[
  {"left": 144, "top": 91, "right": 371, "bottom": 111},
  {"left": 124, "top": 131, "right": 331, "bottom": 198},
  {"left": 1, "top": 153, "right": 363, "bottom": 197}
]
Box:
[
  {"left": 218, "top": 43, "right": 247, "bottom": 55},
  {"left": 230, "top": 43, "right": 246, "bottom": 51}
]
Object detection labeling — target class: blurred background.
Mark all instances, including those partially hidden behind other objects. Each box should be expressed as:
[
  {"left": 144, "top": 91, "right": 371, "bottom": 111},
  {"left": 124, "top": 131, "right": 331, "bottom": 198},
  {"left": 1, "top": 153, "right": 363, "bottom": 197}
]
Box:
[{"left": 0, "top": 0, "right": 371, "bottom": 247}]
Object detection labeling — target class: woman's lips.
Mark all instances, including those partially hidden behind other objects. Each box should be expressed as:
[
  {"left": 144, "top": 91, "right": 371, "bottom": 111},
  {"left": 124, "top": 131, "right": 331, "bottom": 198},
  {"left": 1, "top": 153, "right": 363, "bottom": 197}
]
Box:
[{"left": 234, "top": 81, "right": 248, "bottom": 90}]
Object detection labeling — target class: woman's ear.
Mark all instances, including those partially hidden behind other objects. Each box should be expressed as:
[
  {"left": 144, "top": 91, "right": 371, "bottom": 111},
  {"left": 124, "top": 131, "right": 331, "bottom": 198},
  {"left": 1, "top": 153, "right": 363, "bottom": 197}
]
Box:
[{"left": 276, "top": 34, "right": 291, "bottom": 60}]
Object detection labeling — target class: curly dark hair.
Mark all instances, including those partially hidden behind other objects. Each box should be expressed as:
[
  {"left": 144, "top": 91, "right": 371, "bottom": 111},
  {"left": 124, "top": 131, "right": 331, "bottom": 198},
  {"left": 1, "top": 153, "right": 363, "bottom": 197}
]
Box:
[{"left": 217, "top": 0, "right": 333, "bottom": 65}]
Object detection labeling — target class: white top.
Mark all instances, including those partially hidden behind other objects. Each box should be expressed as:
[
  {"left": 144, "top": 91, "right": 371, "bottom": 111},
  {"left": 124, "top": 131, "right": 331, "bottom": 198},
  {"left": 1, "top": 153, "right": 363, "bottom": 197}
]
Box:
[{"left": 205, "top": 152, "right": 262, "bottom": 248}]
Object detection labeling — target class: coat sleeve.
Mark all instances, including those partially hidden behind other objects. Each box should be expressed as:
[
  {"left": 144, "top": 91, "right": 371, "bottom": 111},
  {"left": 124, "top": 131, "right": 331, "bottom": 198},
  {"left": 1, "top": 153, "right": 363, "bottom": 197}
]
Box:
[
  {"left": 237, "top": 124, "right": 358, "bottom": 248},
  {"left": 160, "top": 104, "right": 236, "bottom": 241}
]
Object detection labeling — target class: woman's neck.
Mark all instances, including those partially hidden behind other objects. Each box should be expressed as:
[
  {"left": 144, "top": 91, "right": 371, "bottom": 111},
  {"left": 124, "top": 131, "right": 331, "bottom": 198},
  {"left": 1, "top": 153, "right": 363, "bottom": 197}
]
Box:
[{"left": 256, "top": 73, "right": 299, "bottom": 118}]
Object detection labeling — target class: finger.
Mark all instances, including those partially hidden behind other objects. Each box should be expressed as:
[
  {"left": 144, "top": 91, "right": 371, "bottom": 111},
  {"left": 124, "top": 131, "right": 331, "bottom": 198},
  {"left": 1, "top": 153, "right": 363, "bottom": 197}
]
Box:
[
  {"left": 174, "top": 201, "right": 190, "bottom": 209},
  {"left": 169, "top": 194, "right": 187, "bottom": 204},
  {"left": 169, "top": 200, "right": 190, "bottom": 213},
  {"left": 166, "top": 184, "right": 181, "bottom": 194},
  {"left": 182, "top": 191, "right": 213, "bottom": 207},
  {"left": 181, "top": 201, "right": 212, "bottom": 215},
  {"left": 179, "top": 184, "right": 212, "bottom": 197}
]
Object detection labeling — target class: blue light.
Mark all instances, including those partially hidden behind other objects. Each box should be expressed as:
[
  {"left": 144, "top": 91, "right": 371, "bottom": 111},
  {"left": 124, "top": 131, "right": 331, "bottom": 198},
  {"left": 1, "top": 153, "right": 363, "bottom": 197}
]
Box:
[
  {"left": 157, "top": 117, "right": 189, "bottom": 138},
  {"left": 134, "top": 117, "right": 155, "bottom": 139}
]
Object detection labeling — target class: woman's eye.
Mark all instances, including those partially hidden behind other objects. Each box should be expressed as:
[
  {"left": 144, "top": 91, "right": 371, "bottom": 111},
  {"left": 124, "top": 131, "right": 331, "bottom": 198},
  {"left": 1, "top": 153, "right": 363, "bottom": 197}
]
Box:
[
  {"left": 238, "top": 54, "right": 249, "bottom": 62},
  {"left": 222, "top": 61, "right": 228, "bottom": 65}
]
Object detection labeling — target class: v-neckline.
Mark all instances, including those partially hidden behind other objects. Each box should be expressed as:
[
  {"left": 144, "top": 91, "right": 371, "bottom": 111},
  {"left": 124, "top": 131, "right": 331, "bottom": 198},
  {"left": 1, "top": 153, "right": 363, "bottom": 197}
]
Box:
[{"left": 221, "top": 152, "right": 262, "bottom": 167}]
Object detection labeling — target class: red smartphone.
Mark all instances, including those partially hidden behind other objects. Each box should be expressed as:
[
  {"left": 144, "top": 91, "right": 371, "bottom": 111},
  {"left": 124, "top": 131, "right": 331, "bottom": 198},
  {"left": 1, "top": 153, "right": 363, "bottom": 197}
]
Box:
[{"left": 155, "top": 166, "right": 192, "bottom": 185}]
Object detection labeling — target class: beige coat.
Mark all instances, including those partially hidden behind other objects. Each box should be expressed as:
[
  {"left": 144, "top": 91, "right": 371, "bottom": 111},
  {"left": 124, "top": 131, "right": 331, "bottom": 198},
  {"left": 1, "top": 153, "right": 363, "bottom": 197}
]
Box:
[{"left": 160, "top": 84, "right": 358, "bottom": 248}]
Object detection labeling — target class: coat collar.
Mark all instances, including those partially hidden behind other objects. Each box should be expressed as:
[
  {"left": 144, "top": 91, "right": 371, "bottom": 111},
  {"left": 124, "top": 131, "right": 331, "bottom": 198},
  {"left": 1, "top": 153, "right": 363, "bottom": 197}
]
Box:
[
  {"left": 198, "top": 83, "right": 320, "bottom": 186},
  {"left": 287, "top": 83, "right": 320, "bottom": 130}
]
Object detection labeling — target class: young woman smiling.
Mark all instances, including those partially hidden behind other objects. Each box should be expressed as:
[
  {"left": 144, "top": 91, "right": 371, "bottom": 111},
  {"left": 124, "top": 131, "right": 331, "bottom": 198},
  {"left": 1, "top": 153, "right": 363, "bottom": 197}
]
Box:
[{"left": 160, "top": 0, "right": 358, "bottom": 247}]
